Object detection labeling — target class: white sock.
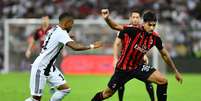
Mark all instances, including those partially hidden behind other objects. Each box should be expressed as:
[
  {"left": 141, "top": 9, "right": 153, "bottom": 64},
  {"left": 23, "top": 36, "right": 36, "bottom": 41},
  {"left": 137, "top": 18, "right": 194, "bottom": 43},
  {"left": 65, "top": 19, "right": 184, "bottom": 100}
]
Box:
[
  {"left": 50, "top": 88, "right": 71, "bottom": 101},
  {"left": 25, "top": 97, "right": 39, "bottom": 101}
]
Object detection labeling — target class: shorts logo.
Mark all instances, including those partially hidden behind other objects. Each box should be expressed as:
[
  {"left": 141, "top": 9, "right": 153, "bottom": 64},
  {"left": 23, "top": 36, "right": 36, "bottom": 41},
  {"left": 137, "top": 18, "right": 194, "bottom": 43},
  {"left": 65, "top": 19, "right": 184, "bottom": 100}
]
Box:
[
  {"left": 141, "top": 65, "right": 152, "bottom": 72},
  {"left": 112, "top": 83, "right": 117, "bottom": 89}
]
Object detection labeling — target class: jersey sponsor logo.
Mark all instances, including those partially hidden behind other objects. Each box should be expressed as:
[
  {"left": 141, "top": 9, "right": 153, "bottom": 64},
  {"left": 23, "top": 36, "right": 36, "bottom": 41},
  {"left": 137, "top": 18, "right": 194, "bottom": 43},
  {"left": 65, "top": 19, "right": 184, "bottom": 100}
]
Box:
[
  {"left": 134, "top": 44, "right": 148, "bottom": 53},
  {"left": 112, "top": 83, "right": 117, "bottom": 89}
]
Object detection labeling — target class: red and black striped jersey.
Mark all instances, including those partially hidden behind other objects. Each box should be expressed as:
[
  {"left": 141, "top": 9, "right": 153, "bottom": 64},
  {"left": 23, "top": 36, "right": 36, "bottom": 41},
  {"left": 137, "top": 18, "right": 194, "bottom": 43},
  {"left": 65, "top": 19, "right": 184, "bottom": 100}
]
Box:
[
  {"left": 33, "top": 25, "right": 52, "bottom": 48},
  {"left": 123, "top": 24, "right": 141, "bottom": 29},
  {"left": 116, "top": 27, "right": 163, "bottom": 71}
]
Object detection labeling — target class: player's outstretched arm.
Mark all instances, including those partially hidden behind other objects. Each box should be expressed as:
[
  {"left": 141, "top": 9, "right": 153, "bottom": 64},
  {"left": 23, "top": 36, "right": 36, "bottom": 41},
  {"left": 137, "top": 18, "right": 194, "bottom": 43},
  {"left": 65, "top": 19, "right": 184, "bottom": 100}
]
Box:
[
  {"left": 25, "top": 37, "right": 35, "bottom": 58},
  {"left": 66, "top": 41, "right": 102, "bottom": 51},
  {"left": 113, "top": 37, "right": 121, "bottom": 66},
  {"left": 101, "top": 9, "right": 123, "bottom": 31},
  {"left": 159, "top": 48, "right": 183, "bottom": 84}
]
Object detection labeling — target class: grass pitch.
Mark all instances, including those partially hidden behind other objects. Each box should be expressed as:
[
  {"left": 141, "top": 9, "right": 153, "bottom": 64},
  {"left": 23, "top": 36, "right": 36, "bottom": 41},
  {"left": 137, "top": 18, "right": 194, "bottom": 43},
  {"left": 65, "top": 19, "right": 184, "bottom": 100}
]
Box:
[{"left": 0, "top": 72, "right": 201, "bottom": 101}]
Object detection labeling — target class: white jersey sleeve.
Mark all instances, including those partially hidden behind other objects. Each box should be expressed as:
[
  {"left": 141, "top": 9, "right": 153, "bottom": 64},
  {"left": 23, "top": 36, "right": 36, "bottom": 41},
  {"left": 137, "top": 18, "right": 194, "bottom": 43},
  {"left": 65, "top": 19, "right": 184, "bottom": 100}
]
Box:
[{"left": 57, "top": 31, "right": 73, "bottom": 45}]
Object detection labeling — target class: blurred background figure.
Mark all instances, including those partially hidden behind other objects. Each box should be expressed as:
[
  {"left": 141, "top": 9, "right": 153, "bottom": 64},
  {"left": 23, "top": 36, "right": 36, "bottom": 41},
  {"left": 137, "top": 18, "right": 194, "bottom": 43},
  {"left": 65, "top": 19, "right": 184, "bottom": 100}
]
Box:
[{"left": 25, "top": 16, "right": 51, "bottom": 58}]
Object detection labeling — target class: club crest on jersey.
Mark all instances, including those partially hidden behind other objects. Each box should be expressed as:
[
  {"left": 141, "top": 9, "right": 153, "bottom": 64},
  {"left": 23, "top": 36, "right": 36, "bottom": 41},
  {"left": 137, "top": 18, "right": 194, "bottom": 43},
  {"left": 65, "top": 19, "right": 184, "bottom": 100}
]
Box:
[
  {"left": 134, "top": 44, "right": 148, "bottom": 53},
  {"left": 149, "top": 39, "right": 153, "bottom": 45}
]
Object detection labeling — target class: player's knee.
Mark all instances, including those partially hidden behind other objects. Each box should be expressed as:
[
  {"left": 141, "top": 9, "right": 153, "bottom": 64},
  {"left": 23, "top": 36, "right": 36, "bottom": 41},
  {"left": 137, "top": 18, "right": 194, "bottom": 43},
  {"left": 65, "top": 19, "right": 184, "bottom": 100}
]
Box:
[{"left": 157, "top": 77, "right": 168, "bottom": 85}]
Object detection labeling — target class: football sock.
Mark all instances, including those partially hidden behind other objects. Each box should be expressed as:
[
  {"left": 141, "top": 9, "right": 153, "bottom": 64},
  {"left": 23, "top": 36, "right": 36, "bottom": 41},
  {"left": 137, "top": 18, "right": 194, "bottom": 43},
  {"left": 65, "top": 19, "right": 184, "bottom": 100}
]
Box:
[
  {"left": 145, "top": 82, "right": 155, "bottom": 101},
  {"left": 50, "top": 88, "right": 71, "bottom": 101},
  {"left": 118, "top": 86, "right": 125, "bottom": 101},
  {"left": 157, "top": 83, "right": 168, "bottom": 101},
  {"left": 91, "top": 92, "right": 104, "bottom": 101}
]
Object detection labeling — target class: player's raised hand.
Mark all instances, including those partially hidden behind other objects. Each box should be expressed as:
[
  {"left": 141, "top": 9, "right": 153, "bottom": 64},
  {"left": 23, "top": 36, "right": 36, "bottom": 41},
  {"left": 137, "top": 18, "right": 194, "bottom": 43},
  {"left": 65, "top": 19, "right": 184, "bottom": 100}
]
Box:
[
  {"left": 101, "top": 9, "right": 110, "bottom": 19},
  {"left": 175, "top": 71, "right": 183, "bottom": 84},
  {"left": 25, "top": 49, "right": 31, "bottom": 58},
  {"left": 91, "top": 41, "right": 103, "bottom": 49}
]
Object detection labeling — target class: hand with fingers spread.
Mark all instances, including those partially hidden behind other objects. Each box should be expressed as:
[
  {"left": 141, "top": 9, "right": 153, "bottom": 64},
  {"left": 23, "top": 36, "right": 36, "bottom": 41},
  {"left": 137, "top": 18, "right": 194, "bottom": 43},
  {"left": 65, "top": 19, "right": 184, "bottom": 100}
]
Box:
[
  {"left": 175, "top": 71, "right": 183, "bottom": 84},
  {"left": 90, "top": 41, "right": 103, "bottom": 49},
  {"left": 25, "top": 49, "right": 31, "bottom": 58}
]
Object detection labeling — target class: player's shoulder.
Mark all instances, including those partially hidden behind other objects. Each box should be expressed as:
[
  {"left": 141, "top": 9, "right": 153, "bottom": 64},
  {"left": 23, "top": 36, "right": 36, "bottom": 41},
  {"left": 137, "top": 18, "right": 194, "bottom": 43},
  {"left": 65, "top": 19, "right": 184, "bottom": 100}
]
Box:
[
  {"left": 152, "top": 31, "right": 160, "bottom": 37},
  {"left": 53, "top": 25, "right": 62, "bottom": 32},
  {"left": 123, "top": 24, "right": 133, "bottom": 28}
]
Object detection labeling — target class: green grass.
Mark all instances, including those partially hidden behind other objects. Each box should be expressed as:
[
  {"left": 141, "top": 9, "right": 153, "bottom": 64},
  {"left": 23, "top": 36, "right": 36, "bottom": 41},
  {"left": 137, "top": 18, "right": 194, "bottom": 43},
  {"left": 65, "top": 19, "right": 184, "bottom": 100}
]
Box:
[{"left": 0, "top": 72, "right": 201, "bottom": 101}]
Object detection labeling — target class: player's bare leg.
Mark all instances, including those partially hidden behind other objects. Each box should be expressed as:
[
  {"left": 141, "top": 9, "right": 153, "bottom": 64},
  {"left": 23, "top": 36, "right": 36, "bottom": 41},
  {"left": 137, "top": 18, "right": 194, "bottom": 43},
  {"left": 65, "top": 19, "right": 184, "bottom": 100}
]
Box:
[
  {"left": 50, "top": 83, "right": 71, "bottom": 101},
  {"left": 148, "top": 70, "right": 168, "bottom": 101}
]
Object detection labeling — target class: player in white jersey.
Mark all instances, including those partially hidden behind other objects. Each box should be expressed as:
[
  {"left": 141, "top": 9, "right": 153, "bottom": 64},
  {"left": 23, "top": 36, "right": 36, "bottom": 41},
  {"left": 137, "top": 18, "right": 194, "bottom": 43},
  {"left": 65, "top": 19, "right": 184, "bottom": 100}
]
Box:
[{"left": 25, "top": 12, "right": 102, "bottom": 101}]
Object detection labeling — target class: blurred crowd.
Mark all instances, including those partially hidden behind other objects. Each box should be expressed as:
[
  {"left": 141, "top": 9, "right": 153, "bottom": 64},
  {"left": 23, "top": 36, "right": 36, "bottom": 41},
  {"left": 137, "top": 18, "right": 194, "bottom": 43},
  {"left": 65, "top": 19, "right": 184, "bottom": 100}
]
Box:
[
  {"left": 0, "top": 0, "right": 201, "bottom": 60},
  {"left": 0, "top": 0, "right": 201, "bottom": 20}
]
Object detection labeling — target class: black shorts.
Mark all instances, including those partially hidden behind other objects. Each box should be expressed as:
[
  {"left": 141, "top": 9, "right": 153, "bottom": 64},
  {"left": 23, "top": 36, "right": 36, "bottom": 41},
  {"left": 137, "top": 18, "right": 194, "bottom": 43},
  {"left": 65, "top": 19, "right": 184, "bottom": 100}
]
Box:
[{"left": 108, "top": 64, "right": 156, "bottom": 91}]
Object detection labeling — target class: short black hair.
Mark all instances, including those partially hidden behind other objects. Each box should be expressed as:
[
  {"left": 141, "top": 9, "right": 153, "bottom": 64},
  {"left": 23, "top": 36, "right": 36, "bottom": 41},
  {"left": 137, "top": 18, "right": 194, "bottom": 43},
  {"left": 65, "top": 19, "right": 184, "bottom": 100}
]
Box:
[
  {"left": 59, "top": 12, "right": 73, "bottom": 22},
  {"left": 129, "top": 9, "right": 141, "bottom": 16},
  {"left": 143, "top": 10, "right": 157, "bottom": 22}
]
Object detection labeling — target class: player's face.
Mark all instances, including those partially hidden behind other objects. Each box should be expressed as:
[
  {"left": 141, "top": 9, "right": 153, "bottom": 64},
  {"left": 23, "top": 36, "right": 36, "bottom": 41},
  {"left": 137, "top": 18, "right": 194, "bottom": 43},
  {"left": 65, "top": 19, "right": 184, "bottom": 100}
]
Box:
[
  {"left": 64, "top": 20, "right": 74, "bottom": 33},
  {"left": 42, "top": 16, "right": 49, "bottom": 26},
  {"left": 129, "top": 12, "right": 140, "bottom": 25},
  {"left": 143, "top": 21, "right": 156, "bottom": 34}
]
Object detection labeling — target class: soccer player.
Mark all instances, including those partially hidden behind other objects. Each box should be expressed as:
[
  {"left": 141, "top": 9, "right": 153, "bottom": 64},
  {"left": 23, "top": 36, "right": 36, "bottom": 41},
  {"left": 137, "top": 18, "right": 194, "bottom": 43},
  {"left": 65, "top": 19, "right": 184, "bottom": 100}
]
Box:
[
  {"left": 101, "top": 9, "right": 155, "bottom": 101},
  {"left": 25, "top": 12, "right": 102, "bottom": 101},
  {"left": 91, "top": 10, "right": 183, "bottom": 101},
  {"left": 25, "top": 16, "right": 51, "bottom": 58}
]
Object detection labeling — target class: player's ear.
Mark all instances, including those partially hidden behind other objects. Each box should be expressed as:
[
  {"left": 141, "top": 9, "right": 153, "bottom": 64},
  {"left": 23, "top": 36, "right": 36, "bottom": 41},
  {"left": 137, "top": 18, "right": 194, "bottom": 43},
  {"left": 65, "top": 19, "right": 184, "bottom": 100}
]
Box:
[
  {"left": 64, "top": 21, "right": 69, "bottom": 27},
  {"left": 65, "top": 20, "right": 73, "bottom": 26}
]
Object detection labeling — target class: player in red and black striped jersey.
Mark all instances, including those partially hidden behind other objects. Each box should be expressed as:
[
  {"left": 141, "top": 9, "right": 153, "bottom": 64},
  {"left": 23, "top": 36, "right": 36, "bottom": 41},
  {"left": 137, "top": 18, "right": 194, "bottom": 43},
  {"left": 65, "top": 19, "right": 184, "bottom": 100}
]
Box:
[
  {"left": 25, "top": 16, "right": 52, "bottom": 58},
  {"left": 100, "top": 9, "right": 155, "bottom": 101},
  {"left": 116, "top": 28, "right": 160, "bottom": 70},
  {"left": 92, "top": 10, "right": 183, "bottom": 101}
]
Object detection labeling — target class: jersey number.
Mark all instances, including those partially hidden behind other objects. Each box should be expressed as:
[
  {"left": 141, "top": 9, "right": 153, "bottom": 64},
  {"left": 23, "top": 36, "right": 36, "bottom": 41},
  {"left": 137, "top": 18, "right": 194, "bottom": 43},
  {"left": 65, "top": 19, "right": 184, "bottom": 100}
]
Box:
[
  {"left": 42, "top": 32, "right": 52, "bottom": 50},
  {"left": 42, "top": 26, "right": 57, "bottom": 50}
]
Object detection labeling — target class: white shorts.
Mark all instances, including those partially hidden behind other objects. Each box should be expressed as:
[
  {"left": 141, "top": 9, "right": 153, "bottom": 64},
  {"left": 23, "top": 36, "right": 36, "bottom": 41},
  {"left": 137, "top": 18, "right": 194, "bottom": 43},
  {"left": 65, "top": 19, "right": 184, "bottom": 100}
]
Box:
[{"left": 29, "top": 64, "right": 66, "bottom": 96}]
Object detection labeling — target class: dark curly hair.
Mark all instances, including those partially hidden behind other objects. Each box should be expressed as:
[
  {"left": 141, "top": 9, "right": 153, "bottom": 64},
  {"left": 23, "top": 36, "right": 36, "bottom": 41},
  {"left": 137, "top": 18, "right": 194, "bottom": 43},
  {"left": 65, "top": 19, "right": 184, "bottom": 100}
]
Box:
[{"left": 143, "top": 10, "right": 157, "bottom": 22}]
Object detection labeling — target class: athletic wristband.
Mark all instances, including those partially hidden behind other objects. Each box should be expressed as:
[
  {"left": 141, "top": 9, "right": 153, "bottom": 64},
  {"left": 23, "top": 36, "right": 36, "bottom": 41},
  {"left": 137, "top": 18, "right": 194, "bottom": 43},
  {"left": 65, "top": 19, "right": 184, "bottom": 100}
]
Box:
[{"left": 90, "top": 44, "right": 95, "bottom": 49}]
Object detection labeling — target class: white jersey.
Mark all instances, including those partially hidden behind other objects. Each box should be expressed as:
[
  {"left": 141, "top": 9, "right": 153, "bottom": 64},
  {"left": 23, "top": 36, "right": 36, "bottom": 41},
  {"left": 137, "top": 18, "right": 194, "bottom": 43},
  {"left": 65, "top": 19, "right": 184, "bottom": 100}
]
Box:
[{"left": 32, "top": 25, "right": 73, "bottom": 75}]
